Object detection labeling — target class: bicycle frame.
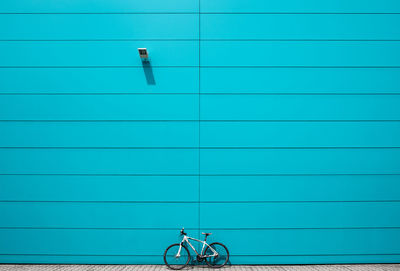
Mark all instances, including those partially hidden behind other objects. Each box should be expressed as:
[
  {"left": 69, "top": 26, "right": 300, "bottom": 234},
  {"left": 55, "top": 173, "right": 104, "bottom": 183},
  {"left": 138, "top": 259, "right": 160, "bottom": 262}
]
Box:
[{"left": 176, "top": 235, "right": 218, "bottom": 258}]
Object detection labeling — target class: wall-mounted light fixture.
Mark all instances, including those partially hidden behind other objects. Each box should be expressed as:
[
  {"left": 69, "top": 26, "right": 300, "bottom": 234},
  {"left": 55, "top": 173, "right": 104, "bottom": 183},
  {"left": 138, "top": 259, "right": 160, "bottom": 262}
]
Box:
[{"left": 138, "top": 48, "right": 149, "bottom": 60}]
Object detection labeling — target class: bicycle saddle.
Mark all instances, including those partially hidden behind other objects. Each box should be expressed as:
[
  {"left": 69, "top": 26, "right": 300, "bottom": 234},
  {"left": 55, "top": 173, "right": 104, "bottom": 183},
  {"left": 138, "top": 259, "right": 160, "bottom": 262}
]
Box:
[{"left": 202, "top": 232, "right": 212, "bottom": 236}]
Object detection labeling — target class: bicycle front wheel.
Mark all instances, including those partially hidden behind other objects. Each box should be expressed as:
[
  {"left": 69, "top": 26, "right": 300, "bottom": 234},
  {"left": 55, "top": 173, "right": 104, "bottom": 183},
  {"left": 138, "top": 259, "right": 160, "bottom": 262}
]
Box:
[
  {"left": 163, "top": 243, "right": 190, "bottom": 270},
  {"left": 204, "top": 242, "right": 229, "bottom": 268}
]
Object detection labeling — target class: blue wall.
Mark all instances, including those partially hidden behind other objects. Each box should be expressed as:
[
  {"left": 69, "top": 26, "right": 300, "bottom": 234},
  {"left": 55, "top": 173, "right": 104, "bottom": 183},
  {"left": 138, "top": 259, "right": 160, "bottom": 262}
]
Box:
[{"left": 0, "top": 0, "right": 400, "bottom": 264}]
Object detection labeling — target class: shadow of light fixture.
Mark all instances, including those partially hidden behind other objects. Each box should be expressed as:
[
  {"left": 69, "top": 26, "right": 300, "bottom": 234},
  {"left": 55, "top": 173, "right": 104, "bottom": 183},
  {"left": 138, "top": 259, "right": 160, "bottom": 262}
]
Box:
[{"left": 138, "top": 48, "right": 155, "bottom": 85}]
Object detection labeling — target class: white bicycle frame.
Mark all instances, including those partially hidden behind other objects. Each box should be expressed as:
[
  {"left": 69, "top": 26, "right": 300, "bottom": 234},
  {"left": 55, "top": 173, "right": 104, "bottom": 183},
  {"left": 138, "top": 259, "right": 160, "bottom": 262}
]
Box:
[{"left": 176, "top": 235, "right": 218, "bottom": 258}]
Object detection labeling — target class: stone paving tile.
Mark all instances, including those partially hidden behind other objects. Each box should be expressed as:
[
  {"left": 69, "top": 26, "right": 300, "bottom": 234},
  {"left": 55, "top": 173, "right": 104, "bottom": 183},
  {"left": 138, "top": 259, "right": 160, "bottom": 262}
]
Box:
[
  {"left": 346, "top": 265, "right": 400, "bottom": 271},
  {"left": 0, "top": 265, "right": 399, "bottom": 271},
  {"left": 281, "top": 265, "right": 353, "bottom": 271}
]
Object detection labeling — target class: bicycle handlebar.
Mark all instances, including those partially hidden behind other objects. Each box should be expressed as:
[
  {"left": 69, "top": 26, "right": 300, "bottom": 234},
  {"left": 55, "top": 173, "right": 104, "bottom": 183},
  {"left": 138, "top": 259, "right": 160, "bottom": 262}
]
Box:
[{"left": 180, "top": 228, "right": 187, "bottom": 236}]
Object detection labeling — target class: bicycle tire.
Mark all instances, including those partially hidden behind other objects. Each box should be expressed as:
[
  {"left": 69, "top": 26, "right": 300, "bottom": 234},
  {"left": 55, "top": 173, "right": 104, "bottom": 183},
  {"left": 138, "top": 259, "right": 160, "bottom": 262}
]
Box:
[
  {"left": 164, "top": 243, "right": 190, "bottom": 270},
  {"left": 204, "top": 242, "right": 229, "bottom": 268}
]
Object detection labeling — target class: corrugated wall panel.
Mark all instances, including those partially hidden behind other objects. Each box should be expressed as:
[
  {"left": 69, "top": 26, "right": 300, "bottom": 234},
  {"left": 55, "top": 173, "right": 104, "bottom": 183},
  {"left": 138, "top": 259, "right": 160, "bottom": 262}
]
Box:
[
  {"left": 0, "top": 2, "right": 200, "bottom": 264},
  {"left": 201, "top": 41, "right": 400, "bottom": 67},
  {"left": 200, "top": 229, "right": 400, "bottom": 256},
  {"left": 201, "top": 0, "right": 400, "bottom": 13},
  {"left": 0, "top": 95, "right": 198, "bottom": 120},
  {"left": 0, "top": 149, "right": 198, "bottom": 174},
  {"left": 200, "top": 68, "right": 400, "bottom": 94},
  {"left": 200, "top": 149, "right": 400, "bottom": 175},
  {"left": 1, "top": 0, "right": 399, "bottom": 265},
  {"left": 198, "top": 1, "right": 400, "bottom": 264},
  {"left": 0, "top": 41, "right": 198, "bottom": 67},
  {"left": 0, "top": 68, "right": 199, "bottom": 94},
  {"left": 200, "top": 202, "right": 400, "bottom": 228},
  {"left": 0, "top": 14, "right": 198, "bottom": 40},
  {"left": 200, "top": 122, "right": 400, "bottom": 147},
  {"left": 0, "top": 0, "right": 198, "bottom": 13},
  {"left": 200, "top": 95, "right": 400, "bottom": 120},
  {"left": 0, "top": 176, "right": 198, "bottom": 202},
  {"left": 201, "top": 14, "right": 400, "bottom": 40},
  {"left": 200, "top": 175, "right": 400, "bottom": 202},
  {"left": 0, "top": 122, "right": 198, "bottom": 147},
  {"left": 0, "top": 202, "right": 198, "bottom": 228},
  {"left": 0, "top": 229, "right": 195, "bottom": 255}
]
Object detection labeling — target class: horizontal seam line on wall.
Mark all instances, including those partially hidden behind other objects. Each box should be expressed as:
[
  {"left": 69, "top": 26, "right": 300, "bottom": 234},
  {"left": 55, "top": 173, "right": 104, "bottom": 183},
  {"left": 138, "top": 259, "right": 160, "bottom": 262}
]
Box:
[
  {"left": 0, "top": 253, "right": 400, "bottom": 257},
  {"left": 0, "top": 66, "right": 199, "bottom": 68},
  {"left": 1, "top": 120, "right": 400, "bottom": 123},
  {"left": 2, "top": 93, "right": 400, "bottom": 95},
  {"left": 201, "top": 200, "right": 400, "bottom": 203},
  {"left": 0, "top": 201, "right": 199, "bottom": 203},
  {"left": 0, "top": 12, "right": 200, "bottom": 15},
  {"left": 0, "top": 67, "right": 197, "bottom": 69},
  {"left": 1, "top": 120, "right": 400, "bottom": 122},
  {"left": 225, "top": 253, "right": 400, "bottom": 257},
  {"left": 2, "top": 39, "right": 400, "bottom": 41},
  {"left": 1, "top": 174, "right": 399, "bottom": 176},
  {"left": 200, "top": 66, "right": 400, "bottom": 68},
  {"left": 200, "top": 39, "right": 400, "bottom": 41},
  {"left": 2, "top": 66, "right": 400, "bottom": 68},
  {"left": 1, "top": 147, "right": 400, "bottom": 149},
  {"left": 206, "top": 66, "right": 400, "bottom": 68},
  {"left": 202, "top": 12, "right": 400, "bottom": 15},
  {"left": 0, "top": 93, "right": 203, "bottom": 95},
  {"left": 0, "top": 120, "right": 200, "bottom": 122},
  {"left": 1, "top": 227, "right": 399, "bottom": 230},
  {"left": 0, "top": 227, "right": 199, "bottom": 230},
  {"left": 203, "top": 93, "right": 400, "bottom": 95},
  {"left": 0, "top": 39, "right": 199, "bottom": 41},
  {"left": 0, "top": 227, "right": 198, "bottom": 231},
  {"left": 1, "top": 12, "right": 400, "bottom": 14},
  {"left": 1, "top": 200, "right": 399, "bottom": 203}
]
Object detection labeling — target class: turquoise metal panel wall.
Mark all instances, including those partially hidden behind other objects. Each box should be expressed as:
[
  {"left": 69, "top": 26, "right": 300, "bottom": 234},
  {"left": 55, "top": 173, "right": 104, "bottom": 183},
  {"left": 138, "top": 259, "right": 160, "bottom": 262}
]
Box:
[
  {"left": 198, "top": 0, "right": 400, "bottom": 264},
  {"left": 199, "top": 0, "right": 400, "bottom": 264},
  {"left": 0, "top": 0, "right": 201, "bottom": 264},
  {"left": 1, "top": 0, "right": 400, "bottom": 265}
]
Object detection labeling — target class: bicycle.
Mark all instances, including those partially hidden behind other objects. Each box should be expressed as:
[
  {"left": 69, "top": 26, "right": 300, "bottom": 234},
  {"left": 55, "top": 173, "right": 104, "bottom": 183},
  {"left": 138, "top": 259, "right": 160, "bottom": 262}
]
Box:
[{"left": 163, "top": 228, "right": 229, "bottom": 269}]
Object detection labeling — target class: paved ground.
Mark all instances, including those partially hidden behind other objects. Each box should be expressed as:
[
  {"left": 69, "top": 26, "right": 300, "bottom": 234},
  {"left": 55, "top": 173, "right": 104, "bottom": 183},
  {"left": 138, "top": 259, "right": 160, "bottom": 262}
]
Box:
[{"left": 0, "top": 265, "right": 399, "bottom": 271}]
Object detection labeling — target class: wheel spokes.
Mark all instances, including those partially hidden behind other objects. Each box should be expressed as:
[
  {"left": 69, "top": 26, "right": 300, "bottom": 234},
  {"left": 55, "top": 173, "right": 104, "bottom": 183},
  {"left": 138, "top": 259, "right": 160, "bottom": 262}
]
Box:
[
  {"left": 205, "top": 243, "right": 229, "bottom": 267},
  {"left": 165, "top": 244, "right": 190, "bottom": 269}
]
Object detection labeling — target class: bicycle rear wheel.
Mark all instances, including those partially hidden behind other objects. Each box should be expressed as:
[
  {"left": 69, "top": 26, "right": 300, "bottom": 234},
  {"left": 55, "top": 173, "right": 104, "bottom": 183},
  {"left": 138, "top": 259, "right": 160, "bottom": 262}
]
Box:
[
  {"left": 204, "top": 242, "right": 229, "bottom": 268},
  {"left": 164, "top": 243, "right": 190, "bottom": 270}
]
